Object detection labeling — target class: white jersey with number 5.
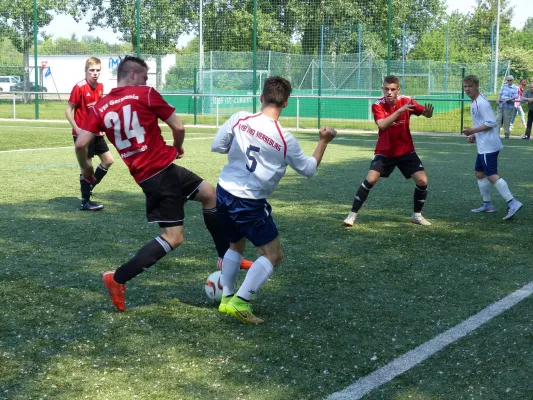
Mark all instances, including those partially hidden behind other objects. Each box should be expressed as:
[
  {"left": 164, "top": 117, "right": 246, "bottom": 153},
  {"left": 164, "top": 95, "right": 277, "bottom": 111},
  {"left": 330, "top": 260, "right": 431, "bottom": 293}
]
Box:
[{"left": 212, "top": 111, "right": 318, "bottom": 199}]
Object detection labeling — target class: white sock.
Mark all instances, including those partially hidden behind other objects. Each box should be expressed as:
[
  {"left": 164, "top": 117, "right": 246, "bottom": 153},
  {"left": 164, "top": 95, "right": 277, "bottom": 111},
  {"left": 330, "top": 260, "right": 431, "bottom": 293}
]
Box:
[
  {"left": 221, "top": 249, "right": 242, "bottom": 296},
  {"left": 236, "top": 256, "right": 274, "bottom": 301},
  {"left": 494, "top": 178, "right": 514, "bottom": 203},
  {"left": 477, "top": 178, "right": 492, "bottom": 203}
]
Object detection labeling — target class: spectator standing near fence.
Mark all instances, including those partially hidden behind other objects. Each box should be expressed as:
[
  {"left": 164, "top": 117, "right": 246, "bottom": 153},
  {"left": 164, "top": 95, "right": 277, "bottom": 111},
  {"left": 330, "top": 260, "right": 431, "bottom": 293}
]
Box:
[
  {"left": 521, "top": 82, "right": 533, "bottom": 140},
  {"left": 510, "top": 78, "right": 527, "bottom": 130},
  {"left": 496, "top": 75, "right": 518, "bottom": 139},
  {"left": 462, "top": 74, "right": 522, "bottom": 220},
  {"left": 65, "top": 57, "right": 114, "bottom": 211}
]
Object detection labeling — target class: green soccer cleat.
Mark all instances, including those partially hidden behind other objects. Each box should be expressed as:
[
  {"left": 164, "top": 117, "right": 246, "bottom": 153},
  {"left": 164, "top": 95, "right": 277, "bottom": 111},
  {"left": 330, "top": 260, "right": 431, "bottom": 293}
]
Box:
[
  {"left": 218, "top": 294, "right": 232, "bottom": 315},
  {"left": 227, "top": 297, "right": 264, "bottom": 325}
]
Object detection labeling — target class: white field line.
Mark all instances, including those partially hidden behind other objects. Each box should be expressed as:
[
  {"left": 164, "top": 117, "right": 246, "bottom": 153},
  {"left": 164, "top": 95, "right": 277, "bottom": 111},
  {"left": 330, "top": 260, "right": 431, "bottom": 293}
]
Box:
[
  {"left": 327, "top": 280, "right": 533, "bottom": 400},
  {"left": 2, "top": 135, "right": 531, "bottom": 154},
  {"left": 0, "top": 136, "right": 215, "bottom": 154}
]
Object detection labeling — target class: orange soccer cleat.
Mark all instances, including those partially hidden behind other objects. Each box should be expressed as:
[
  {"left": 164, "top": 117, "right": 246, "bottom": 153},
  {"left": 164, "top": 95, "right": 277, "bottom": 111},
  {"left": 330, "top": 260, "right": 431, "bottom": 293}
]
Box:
[
  {"left": 217, "top": 257, "right": 254, "bottom": 270},
  {"left": 102, "top": 270, "right": 126, "bottom": 311}
]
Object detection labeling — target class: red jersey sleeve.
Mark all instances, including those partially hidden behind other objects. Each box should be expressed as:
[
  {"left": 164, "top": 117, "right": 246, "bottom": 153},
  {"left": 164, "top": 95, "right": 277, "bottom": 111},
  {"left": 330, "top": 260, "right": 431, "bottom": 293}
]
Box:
[
  {"left": 81, "top": 108, "right": 104, "bottom": 134},
  {"left": 68, "top": 85, "right": 82, "bottom": 106},
  {"left": 372, "top": 102, "right": 387, "bottom": 123},
  {"left": 410, "top": 99, "right": 425, "bottom": 116},
  {"left": 148, "top": 88, "right": 176, "bottom": 121}
]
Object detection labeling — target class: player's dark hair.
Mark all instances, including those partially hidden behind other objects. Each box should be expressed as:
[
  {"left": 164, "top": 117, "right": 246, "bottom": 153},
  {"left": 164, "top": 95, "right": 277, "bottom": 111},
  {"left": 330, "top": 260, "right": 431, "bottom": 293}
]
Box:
[
  {"left": 383, "top": 75, "right": 400, "bottom": 86},
  {"left": 262, "top": 76, "right": 292, "bottom": 107},
  {"left": 463, "top": 75, "right": 480, "bottom": 86},
  {"left": 117, "top": 56, "right": 149, "bottom": 81}
]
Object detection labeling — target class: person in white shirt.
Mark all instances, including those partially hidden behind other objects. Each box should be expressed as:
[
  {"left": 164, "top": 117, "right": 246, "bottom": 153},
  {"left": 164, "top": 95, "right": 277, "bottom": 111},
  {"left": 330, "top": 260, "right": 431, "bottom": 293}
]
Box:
[
  {"left": 211, "top": 76, "right": 337, "bottom": 324},
  {"left": 462, "top": 75, "right": 522, "bottom": 220}
]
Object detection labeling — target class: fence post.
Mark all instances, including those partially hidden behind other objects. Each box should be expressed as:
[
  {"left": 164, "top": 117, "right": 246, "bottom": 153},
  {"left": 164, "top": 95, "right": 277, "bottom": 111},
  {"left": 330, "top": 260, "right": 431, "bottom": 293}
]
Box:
[
  {"left": 318, "top": 25, "right": 324, "bottom": 129},
  {"left": 387, "top": 0, "right": 392, "bottom": 75},
  {"left": 490, "top": 21, "right": 494, "bottom": 93},
  {"left": 401, "top": 23, "right": 406, "bottom": 89},
  {"left": 296, "top": 97, "right": 300, "bottom": 131},
  {"left": 445, "top": 23, "right": 449, "bottom": 92},
  {"left": 13, "top": 94, "right": 16, "bottom": 119},
  {"left": 216, "top": 96, "right": 219, "bottom": 127},
  {"left": 357, "top": 24, "right": 362, "bottom": 90},
  {"left": 460, "top": 67, "right": 465, "bottom": 134},
  {"left": 136, "top": 0, "right": 140, "bottom": 56},
  {"left": 252, "top": 0, "right": 257, "bottom": 113},
  {"left": 33, "top": 0, "right": 39, "bottom": 120},
  {"left": 193, "top": 67, "right": 197, "bottom": 125}
]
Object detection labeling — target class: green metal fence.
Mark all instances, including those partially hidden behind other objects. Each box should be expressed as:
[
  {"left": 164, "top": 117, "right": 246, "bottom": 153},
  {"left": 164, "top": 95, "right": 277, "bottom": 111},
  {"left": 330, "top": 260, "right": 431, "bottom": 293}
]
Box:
[{"left": 1, "top": 0, "right": 531, "bottom": 132}]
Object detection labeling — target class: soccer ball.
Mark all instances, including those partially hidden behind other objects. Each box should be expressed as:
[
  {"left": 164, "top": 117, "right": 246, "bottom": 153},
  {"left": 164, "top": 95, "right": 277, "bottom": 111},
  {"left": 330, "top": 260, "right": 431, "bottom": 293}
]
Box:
[{"left": 205, "top": 270, "right": 223, "bottom": 303}]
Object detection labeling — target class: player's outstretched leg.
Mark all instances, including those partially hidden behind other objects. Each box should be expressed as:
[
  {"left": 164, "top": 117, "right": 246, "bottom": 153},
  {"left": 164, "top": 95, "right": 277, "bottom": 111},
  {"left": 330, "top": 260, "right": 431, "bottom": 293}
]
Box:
[
  {"left": 344, "top": 179, "right": 374, "bottom": 227},
  {"left": 102, "top": 234, "right": 176, "bottom": 311},
  {"left": 103, "top": 270, "right": 126, "bottom": 311},
  {"left": 79, "top": 175, "right": 103, "bottom": 211},
  {"left": 218, "top": 248, "right": 243, "bottom": 315}
]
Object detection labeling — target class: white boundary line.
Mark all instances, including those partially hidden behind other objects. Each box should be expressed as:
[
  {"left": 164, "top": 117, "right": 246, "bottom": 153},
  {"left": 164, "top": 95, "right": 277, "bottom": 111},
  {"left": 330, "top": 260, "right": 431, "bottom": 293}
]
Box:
[{"left": 327, "top": 280, "right": 533, "bottom": 400}]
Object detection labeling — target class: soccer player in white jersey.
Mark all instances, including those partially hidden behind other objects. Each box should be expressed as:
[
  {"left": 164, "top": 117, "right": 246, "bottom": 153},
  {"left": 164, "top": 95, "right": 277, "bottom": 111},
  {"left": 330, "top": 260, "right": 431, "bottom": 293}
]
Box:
[
  {"left": 462, "top": 75, "right": 523, "bottom": 220},
  {"left": 211, "top": 76, "right": 337, "bottom": 324}
]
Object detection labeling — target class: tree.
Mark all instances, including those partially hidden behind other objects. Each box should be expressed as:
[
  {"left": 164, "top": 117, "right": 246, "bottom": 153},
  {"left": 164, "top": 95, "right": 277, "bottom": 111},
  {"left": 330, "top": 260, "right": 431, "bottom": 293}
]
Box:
[
  {"left": 75, "top": 0, "right": 197, "bottom": 90},
  {"left": 0, "top": 0, "right": 73, "bottom": 98}
]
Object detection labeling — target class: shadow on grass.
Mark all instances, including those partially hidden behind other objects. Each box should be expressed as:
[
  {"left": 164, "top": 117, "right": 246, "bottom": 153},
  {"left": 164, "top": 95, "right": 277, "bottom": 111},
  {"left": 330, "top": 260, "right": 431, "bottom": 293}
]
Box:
[{"left": 1, "top": 140, "right": 532, "bottom": 399}]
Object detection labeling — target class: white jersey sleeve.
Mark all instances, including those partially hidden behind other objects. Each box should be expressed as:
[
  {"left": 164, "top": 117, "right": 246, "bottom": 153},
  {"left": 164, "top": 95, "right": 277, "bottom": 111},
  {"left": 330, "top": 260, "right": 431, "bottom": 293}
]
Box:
[
  {"left": 284, "top": 132, "right": 318, "bottom": 177},
  {"left": 211, "top": 113, "right": 238, "bottom": 154},
  {"left": 471, "top": 95, "right": 503, "bottom": 154}
]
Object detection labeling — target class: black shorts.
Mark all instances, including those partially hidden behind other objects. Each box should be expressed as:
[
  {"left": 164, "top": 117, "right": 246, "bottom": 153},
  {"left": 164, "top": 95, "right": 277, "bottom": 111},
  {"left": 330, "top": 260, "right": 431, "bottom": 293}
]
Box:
[
  {"left": 139, "top": 164, "right": 204, "bottom": 228},
  {"left": 370, "top": 152, "right": 425, "bottom": 179},
  {"left": 73, "top": 135, "right": 110, "bottom": 159}
]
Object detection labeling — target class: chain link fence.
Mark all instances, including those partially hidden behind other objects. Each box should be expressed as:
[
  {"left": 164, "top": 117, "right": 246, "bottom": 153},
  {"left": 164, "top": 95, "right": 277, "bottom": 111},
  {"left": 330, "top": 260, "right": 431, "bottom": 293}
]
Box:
[{"left": 1, "top": 0, "right": 531, "bottom": 133}]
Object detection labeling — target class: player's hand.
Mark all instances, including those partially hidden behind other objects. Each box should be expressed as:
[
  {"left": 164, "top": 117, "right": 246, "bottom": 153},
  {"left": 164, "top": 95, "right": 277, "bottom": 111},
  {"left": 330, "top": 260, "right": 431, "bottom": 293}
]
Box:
[
  {"left": 81, "top": 166, "right": 96, "bottom": 184},
  {"left": 175, "top": 144, "right": 185, "bottom": 159},
  {"left": 422, "top": 103, "right": 434, "bottom": 118},
  {"left": 319, "top": 126, "right": 337, "bottom": 142},
  {"left": 398, "top": 99, "right": 415, "bottom": 115},
  {"left": 468, "top": 134, "right": 476, "bottom": 143},
  {"left": 462, "top": 127, "right": 475, "bottom": 136}
]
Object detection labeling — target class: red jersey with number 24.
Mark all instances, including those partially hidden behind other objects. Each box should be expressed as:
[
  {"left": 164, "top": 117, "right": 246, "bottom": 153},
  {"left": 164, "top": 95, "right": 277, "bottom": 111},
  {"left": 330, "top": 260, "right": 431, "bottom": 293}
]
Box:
[
  {"left": 68, "top": 80, "right": 105, "bottom": 136},
  {"left": 82, "top": 86, "right": 177, "bottom": 183},
  {"left": 372, "top": 95, "right": 425, "bottom": 158}
]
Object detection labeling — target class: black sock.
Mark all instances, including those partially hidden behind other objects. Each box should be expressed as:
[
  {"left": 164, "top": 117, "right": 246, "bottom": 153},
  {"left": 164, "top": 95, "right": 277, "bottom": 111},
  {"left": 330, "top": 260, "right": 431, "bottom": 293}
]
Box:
[
  {"left": 203, "top": 208, "right": 230, "bottom": 258},
  {"left": 114, "top": 236, "right": 173, "bottom": 284},
  {"left": 351, "top": 179, "right": 373, "bottom": 212},
  {"left": 414, "top": 184, "right": 428, "bottom": 213},
  {"left": 80, "top": 175, "right": 92, "bottom": 202},
  {"left": 93, "top": 164, "right": 108, "bottom": 186}
]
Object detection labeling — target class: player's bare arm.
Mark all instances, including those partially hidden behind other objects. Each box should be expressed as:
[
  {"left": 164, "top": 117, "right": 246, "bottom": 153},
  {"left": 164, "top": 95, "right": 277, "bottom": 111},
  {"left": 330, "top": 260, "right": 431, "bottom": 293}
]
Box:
[
  {"left": 462, "top": 124, "right": 490, "bottom": 136},
  {"left": 422, "top": 103, "right": 434, "bottom": 118},
  {"left": 311, "top": 126, "right": 337, "bottom": 166},
  {"left": 376, "top": 99, "right": 415, "bottom": 130},
  {"left": 74, "top": 129, "right": 96, "bottom": 180},
  {"left": 165, "top": 113, "right": 185, "bottom": 158},
  {"left": 65, "top": 102, "right": 81, "bottom": 135}
]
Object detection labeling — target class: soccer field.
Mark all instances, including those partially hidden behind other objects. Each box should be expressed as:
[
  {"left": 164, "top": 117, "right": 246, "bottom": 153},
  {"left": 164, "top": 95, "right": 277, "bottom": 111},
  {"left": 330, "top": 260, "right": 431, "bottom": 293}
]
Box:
[{"left": 1, "top": 120, "right": 533, "bottom": 400}]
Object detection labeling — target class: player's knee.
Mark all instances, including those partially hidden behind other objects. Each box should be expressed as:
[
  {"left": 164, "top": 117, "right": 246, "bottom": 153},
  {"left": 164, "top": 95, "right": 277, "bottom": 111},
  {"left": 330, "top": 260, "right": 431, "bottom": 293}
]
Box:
[
  {"left": 474, "top": 171, "right": 485, "bottom": 180},
  {"left": 272, "top": 250, "right": 283, "bottom": 266},
  {"left": 164, "top": 233, "right": 184, "bottom": 249}
]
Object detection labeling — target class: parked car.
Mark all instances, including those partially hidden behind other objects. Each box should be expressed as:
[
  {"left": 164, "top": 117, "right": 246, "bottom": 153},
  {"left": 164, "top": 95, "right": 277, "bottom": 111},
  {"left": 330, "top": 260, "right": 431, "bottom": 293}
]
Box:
[
  {"left": 0, "top": 76, "right": 20, "bottom": 92},
  {"left": 9, "top": 81, "right": 48, "bottom": 92}
]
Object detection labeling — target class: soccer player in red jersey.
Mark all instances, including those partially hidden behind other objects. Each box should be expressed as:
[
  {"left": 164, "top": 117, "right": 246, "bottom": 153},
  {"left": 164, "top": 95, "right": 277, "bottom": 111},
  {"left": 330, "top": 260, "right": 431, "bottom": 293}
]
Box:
[
  {"left": 343, "top": 75, "right": 434, "bottom": 227},
  {"left": 74, "top": 56, "right": 251, "bottom": 311},
  {"left": 65, "top": 57, "right": 114, "bottom": 211}
]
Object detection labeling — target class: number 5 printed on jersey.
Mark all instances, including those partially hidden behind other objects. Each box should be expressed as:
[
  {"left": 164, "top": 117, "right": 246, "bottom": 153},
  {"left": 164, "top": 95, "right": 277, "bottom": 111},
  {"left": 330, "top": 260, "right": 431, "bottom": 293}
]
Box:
[
  {"left": 246, "top": 145, "right": 260, "bottom": 172},
  {"left": 104, "top": 104, "right": 147, "bottom": 150}
]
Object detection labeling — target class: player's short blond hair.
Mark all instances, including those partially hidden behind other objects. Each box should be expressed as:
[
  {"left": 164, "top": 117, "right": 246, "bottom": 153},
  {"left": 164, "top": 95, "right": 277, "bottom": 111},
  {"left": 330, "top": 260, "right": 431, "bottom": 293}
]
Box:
[
  {"left": 85, "top": 57, "right": 102, "bottom": 72},
  {"left": 463, "top": 75, "right": 479, "bottom": 86}
]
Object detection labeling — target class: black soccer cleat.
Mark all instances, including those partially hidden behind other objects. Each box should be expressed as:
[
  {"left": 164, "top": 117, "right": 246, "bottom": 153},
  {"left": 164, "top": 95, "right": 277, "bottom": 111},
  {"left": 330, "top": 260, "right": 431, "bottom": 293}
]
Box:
[{"left": 79, "top": 200, "right": 104, "bottom": 211}]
